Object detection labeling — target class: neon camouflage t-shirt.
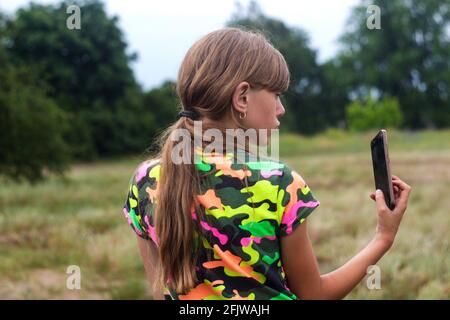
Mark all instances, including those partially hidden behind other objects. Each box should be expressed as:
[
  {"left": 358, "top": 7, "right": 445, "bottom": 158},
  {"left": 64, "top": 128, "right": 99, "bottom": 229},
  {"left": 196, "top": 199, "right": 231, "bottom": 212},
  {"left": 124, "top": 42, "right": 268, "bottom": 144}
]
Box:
[{"left": 122, "top": 147, "right": 320, "bottom": 300}]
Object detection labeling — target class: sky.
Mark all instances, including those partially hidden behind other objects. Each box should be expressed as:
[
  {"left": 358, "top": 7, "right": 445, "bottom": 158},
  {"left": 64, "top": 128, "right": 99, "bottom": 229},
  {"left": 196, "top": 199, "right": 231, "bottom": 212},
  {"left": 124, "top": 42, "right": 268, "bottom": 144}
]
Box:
[{"left": 1, "top": 0, "right": 360, "bottom": 90}]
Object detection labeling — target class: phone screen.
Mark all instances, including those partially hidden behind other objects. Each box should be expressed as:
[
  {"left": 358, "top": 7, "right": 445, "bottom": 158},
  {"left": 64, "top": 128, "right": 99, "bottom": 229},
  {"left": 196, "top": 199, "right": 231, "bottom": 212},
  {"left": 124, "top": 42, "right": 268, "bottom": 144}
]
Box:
[{"left": 371, "top": 130, "right": 395, "bottom": 210}]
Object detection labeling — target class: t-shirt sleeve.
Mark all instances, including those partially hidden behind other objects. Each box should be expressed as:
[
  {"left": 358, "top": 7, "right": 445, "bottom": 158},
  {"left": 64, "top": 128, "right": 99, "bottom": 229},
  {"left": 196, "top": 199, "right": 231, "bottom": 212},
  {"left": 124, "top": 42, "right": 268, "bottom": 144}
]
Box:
[
  {"left": 122, "top": 160, "right": 160, "bottom": 242},
  {"left": 277, "top": 164, "right": 320, "bottom": 237},
  {"left": 122, "top": 172, "right": 150, "bottom": 240}
]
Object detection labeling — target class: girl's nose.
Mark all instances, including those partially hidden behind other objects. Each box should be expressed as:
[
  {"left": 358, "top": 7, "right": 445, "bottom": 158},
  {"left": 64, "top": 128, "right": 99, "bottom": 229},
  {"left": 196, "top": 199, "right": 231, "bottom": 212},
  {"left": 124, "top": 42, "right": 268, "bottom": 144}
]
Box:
[{"left": 277, "top": 103, "right": 285, "bottom": 117}]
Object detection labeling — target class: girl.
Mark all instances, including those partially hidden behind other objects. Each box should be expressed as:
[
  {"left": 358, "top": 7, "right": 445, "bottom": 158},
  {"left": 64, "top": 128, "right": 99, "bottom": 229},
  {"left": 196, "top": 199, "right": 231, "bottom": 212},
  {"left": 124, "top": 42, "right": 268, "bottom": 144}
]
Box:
[{"left": 122, "top": 27, "right": 411, "bottom": 300}]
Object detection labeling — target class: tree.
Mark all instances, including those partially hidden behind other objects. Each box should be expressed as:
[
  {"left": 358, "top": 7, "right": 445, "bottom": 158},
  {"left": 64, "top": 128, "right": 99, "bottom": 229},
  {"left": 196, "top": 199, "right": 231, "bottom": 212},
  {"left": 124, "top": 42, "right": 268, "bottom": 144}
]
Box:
[
  {"left": 143, "top": 81, "right": 179, "bottom": 129},
  {"left": 3, "top": 0, "right": 149, "bottom": 158},
  {"left": 0, "top": 39, "right": 70, "bottom": 181},
  {"left": 227, "top": 1, "right": 346, "bottom": 134},
  {"left": 336, "top": 0, "right": 450, "bottom": 129}
]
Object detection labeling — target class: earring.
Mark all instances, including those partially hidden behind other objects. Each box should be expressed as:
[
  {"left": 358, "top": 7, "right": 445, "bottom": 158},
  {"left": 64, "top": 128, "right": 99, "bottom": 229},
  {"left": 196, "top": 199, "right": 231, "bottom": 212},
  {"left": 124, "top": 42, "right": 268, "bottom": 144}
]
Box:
[{"left": 239, "top": 111, "right": 247, "bottom": 119}]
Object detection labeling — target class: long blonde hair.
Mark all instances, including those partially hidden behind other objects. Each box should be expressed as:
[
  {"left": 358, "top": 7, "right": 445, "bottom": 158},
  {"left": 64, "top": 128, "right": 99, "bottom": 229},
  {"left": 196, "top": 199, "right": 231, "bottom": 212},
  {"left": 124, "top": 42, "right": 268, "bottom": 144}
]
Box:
[{"left": 152, "top": 27, "right": 290, "bottom": 294}]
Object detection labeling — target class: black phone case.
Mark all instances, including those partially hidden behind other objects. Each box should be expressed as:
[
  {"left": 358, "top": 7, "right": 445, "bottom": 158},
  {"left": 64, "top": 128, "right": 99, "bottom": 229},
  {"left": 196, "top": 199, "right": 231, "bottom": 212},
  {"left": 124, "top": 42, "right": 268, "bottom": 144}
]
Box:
[{"left": 371, "top": 130, "right": 395, "bottom": 210}]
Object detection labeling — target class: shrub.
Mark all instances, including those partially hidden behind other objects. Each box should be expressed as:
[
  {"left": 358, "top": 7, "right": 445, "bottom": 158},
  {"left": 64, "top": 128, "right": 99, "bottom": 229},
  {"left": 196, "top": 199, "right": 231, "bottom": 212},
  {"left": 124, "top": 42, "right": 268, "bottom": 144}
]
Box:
[{"left": 346, "top": 95, "right": 403, "bottom": 131}]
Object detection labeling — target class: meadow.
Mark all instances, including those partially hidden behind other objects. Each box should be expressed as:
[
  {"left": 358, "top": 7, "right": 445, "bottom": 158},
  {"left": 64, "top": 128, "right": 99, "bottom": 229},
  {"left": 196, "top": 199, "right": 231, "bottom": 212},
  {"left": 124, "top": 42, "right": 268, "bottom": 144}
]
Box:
[{"left": 0, "top": 129, "right": 449, "bottom": 299}]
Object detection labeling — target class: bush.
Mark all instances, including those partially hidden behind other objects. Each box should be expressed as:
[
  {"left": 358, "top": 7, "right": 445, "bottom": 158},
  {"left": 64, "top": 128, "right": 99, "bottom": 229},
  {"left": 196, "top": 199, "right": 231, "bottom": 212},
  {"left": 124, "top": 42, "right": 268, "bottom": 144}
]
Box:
[
  {"left": 346, "top": 95, "right": 403, "bottom": 131},
  {"left": 0, "top": 66, "right": 70, "bottom": 182}
]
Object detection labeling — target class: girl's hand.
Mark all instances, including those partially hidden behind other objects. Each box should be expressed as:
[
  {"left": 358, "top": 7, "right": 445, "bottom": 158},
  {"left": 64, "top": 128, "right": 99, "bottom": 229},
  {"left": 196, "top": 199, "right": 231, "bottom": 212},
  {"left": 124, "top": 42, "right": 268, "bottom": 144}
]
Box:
[{"left": 369, "top": 175, "right": 412, "bottom": 248}]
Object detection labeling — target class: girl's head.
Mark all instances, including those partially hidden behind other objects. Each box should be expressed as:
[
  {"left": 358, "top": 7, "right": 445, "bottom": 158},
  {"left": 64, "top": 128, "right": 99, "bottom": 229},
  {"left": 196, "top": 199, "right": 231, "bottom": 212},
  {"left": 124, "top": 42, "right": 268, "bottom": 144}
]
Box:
[
  {"left": 177, "top": 27, "right": 289, "bottom": 135},
  {"left": 153, "top": 27, "right": 291, "bottom": 295}
]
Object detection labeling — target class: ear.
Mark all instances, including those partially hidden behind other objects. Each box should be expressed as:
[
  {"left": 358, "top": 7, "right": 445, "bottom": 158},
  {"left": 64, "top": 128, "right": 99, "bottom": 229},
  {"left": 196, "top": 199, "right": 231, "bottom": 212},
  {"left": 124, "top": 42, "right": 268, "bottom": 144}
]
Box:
[{"left": 232, "top": 82, "right": 250, "bottom": 114}]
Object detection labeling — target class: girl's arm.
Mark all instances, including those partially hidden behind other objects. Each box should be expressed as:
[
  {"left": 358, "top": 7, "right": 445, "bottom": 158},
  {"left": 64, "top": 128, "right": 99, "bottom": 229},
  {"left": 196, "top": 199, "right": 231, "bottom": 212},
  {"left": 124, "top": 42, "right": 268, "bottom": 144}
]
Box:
[
  {"left": 281, "top": 220, "right": 391, "bottom": 300},
  {"left": 136, "top": 236, "right": 165, "bottom": 300},
  {"left": 281, "top": 176, "right": 411, "bottom": 300},
  {"left": 319, "top": 234, "right": 392, "bottom": 299}
]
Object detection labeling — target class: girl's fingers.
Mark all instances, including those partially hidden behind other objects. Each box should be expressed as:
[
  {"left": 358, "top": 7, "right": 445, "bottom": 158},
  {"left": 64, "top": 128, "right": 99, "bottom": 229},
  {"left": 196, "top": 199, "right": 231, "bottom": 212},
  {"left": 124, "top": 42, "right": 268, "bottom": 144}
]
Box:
[
  {"left": 370, "top": 175, "right": 411, "bottom": 207},
  {"left": 392, "top": 175, "right": 411, "bottom": 190},
  {"left": 394, "top": 191, "right": 399, "bottom": 199},
  {"left": 395, "top": 182, "right": 412, "bottom": 208},
  {"left": 392, "top": 179, "right": 410, "bottom": 191},
  {"left": 391, "top": 178, "right": 412, "bottom": 207}
]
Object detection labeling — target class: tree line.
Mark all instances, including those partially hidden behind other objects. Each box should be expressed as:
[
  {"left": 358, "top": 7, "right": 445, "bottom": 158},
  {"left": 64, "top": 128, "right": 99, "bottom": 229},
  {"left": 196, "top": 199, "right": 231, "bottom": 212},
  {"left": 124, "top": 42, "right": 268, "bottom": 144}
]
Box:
[{"left": 0, "top": 0, "right": 448, "bottom": 181}]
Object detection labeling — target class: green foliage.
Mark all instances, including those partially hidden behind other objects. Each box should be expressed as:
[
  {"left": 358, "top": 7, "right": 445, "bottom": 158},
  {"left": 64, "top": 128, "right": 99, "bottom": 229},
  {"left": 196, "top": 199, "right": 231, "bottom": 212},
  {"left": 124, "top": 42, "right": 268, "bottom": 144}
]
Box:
[
  {"left": 336, "top": 0, "right": 450, "bottom": 129},
  {"left": 6, "top": 0, "right": 137, "bottom": 109},
  {"left": 0, "top": 0, "right": 165, "bottom": 181},
  {"left": 346, "top": 95, "right": 403, "bottom": 131},
  {"left": 3, "top": 0, "right": 146, "bottom": 160},
  {"left": 142, "top": 80, "right": 179, "bottom": 139},
  {"left": 0, "top": 64, "right": 70, "bottom": 182}
]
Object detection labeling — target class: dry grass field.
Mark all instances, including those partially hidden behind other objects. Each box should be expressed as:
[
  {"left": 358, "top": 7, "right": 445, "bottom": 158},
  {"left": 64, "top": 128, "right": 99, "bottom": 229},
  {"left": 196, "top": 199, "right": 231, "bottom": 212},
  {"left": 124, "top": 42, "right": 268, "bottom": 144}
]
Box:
[{"left": 1, "top": 129, "right": 449, "bottom": 299}]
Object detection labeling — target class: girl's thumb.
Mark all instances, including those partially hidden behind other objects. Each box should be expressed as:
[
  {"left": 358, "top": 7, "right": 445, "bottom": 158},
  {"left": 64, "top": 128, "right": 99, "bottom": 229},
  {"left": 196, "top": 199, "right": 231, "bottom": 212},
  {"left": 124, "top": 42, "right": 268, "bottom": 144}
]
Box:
[{"left": 375, "top": 189, "right": 387, "bottom": 212}]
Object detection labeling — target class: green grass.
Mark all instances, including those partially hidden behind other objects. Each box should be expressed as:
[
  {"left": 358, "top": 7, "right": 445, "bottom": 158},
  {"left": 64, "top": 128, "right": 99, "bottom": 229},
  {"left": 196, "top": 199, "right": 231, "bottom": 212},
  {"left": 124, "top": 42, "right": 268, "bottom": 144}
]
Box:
[
  {"left": 0, "top": 129, "right": 449, "bottom": 299},
  {"left": 279, "top": 128, "right": 450, "bottom": 156}
]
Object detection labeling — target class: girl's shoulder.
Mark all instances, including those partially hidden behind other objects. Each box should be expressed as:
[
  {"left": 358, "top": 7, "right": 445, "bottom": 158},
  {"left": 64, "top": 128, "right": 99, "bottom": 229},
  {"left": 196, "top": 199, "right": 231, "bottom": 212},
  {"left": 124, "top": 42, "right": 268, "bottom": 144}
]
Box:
[
  {"left": 132, "top": 158, "right": 161, "bottom": 185},
  {"left": 122, "top": 158, "right": 161, "bottom": 241}
]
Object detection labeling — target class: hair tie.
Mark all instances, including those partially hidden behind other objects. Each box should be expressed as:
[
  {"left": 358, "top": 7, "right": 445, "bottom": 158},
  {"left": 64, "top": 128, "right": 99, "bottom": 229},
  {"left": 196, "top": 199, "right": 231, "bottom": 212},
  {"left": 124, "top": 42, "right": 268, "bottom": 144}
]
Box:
[{"left": 177, "top": 110, "right": 198, "bottom": 120}]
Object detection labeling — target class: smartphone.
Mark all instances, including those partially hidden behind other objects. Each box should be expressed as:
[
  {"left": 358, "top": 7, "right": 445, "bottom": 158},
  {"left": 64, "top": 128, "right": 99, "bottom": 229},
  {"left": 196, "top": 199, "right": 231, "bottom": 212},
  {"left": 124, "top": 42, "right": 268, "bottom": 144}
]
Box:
[{"left": 370, "top": 129, "right": 396, "bottom": 210}]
